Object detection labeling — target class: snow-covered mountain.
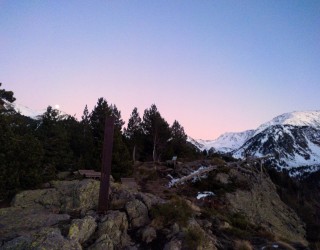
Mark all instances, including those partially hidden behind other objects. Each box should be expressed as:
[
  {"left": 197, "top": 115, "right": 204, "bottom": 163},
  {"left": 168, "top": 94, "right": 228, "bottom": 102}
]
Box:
[
  {"left": 4, "top": 102, "right": 46, "bottom": 118},
  {"left": 3, "top": 101, "right": 66, "bottom": 119},
  {"left": 188, "top": 129, "right": 254, "bottom": 153},
  {"left": 190, "top": 111, "right": 320, "bottom": 173}
]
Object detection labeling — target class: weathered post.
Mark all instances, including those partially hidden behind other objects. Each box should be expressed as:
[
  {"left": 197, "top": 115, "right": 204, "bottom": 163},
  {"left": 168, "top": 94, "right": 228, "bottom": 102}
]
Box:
[{"left": 98, "top": 116, "right": 115, "bottom": 214}]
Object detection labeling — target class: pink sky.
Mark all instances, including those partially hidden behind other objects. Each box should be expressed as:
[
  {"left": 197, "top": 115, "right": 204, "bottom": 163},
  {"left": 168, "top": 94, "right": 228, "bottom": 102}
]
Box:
[{"left": 1, "top": 1, "right": 320, "bottom": 139}]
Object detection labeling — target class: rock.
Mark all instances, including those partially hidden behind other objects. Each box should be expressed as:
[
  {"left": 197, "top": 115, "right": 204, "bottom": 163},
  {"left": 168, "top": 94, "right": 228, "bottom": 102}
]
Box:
[
  {"left": 30, "top": 227, "right": 82, "bottom": 250},
  {"left": 1, "top": 236, "right": 32, "bottom": 250},
  {"left": 52, "top": 179, "right": 100, "bottom": 214},
  {"left": 140, "top": 226, "right": 157, "bottom": 243},
  {"left": 109, "top": 183, "right": 136, "bottom": 210},
  {"left": 87, "top": 234, "right": 114, "bottom": 250},
  {"left": 125, "top": 199, "right": 150, "bottom": 228},
  {"left": 11, "top": 188, "right": 60, "bottom": 210},
  {"left": 95, "top": 210, "right": 131, "bottom": 247},
  {"left": 135, "top": 192, "right": 164, "bottom": 210},
  {"left": 68, "top": 216, "right": 97, "bottom": 244},
  {"left": 225, "top": 171, "right": 307, "bottom": 245},
  {"left": 0, "top": 207, "right": 70, "bottom": 241},
  {"left": 163, "top": 239, "right": 182, "bottom": 250}
]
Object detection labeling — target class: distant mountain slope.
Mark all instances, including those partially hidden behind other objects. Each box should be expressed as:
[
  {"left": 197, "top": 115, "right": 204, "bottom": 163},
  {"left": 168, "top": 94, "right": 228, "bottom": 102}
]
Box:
[
  {"left": 188, "top": 130, "right": 254, "bottom": 153},
  {"left": 3, "top": 101, "right": 45, "bottom": 118},
  {"left": 190, "top": 111, "right": 320, "bottom": 173},
  {"left": 254, "top": 111, "right": 320, "bottom": 136}
]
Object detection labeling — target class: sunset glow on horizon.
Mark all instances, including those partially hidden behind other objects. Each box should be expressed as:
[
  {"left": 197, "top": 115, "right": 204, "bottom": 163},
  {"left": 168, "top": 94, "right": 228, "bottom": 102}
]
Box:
[{"left": 1, "top": 1, "right": 319, "bottom": 139}]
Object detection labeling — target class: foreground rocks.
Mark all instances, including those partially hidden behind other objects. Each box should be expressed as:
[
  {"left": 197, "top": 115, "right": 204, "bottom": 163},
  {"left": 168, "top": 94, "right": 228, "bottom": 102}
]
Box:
[
  {"left": 0, "top": 164, "right": 310, "bottom": 249},
  {"left": 225, "top": 166, "right": 307, "bottom": 245}
]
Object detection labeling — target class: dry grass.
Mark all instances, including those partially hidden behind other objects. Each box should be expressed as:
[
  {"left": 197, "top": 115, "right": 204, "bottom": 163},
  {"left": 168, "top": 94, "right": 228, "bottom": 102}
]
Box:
[{"left": 234, "top": 240, "right": 253, "bottom": 250}]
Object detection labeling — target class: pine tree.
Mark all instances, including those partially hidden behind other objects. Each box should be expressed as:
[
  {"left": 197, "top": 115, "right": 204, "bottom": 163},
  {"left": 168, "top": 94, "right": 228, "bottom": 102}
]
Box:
[
  {"left": 124, "top": 107, "right": 143, "bottom": 163},
  {"left": 36, "top": 106, "right": 73, "bottom": 172},
  {"left": 169, "top": 120, "right": 189, "bottom": 158},
  {"left": 142, "top": 104, "right": 171, "bottom": 162},
  {"left": 89, "top": 98, "right": 131, "bottom": 178}
]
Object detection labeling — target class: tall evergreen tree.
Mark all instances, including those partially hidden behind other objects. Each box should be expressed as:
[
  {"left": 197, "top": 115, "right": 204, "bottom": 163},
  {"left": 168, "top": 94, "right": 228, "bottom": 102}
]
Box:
[
  {"left": 142, "top": 104, "right": 171, "bottom": 162},
  {"left": 170, "top": 120, "right": 188, "bottom": 157},
  {"left": 124, "top": 107, "right": 143, "bottom": 163},
  {"left": 36, "top": 106, "right": 73, "bottom": 172},
  {"left": 89, "top": 98, "right": 131, "bottom": 178},
  {"left": 78, "top": 104, "right": 94, "bottom": 169}
]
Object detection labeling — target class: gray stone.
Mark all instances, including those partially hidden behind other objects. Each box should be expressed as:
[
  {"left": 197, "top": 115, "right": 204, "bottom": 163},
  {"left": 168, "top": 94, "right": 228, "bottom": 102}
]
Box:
[
  {"left": 11, "top": 189, "right": 61, "bottom": 210},
  {"left": 95, "top": 210, "right": 131, "bottom": 247},
  {"left": 52, "top": 179, "right": 100, "bottom": 214},
  {"left": 163, "top": 239, "right": 182, "bottom": 250},
  {"left": 125, "top": 199, "right": 150, "bottom": 228},
  {"left": 135, "top": 192, "right": 164, "bottom": 210},
  {"left": 30, "top": 227, "right": 82, "bottom": 250},
  {"left": 88, "top": 234, "right": 114, "bottom": 250},
  {"left": 68, "top": 216, "right": 97, "bottom": 244},
  {"left": 0, "top": 207, "right": 70, "bottom": 241},
  {"left": 140, "top": 226, "right": 157, "bottom": 243},
  {"left": 1, "top": 236, "right": 32, "bottom": 250}
]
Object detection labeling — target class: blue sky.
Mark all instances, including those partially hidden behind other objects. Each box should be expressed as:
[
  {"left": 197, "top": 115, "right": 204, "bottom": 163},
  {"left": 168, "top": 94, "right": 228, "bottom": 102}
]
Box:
[{"left": 1, "top": 0, "right": 319, "bottom": 138}]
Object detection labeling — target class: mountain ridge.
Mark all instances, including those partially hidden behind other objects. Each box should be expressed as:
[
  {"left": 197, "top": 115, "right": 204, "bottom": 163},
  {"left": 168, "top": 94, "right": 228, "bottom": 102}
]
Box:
[{"left": 189, "top": 110, "right": 320, "bottom": 173}]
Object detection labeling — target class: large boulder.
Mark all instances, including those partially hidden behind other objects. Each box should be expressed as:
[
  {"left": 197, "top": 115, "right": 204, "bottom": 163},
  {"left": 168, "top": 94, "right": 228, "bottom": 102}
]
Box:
[
  {"left": 10, "top": 179, "right": 100, "bottom": 215},
  {"left": 11, "top": 188, "right": 60, "bottom": 210},
  {"left": 95, "top": 210, "right": 131, "bottom": 247},
  {"left": 109, "top": 183, "right": 136, "bottom": 210},
  {"left": 1, "top": 236, "right": 32, "bottom": 250},
  {"left": 140, "top": 226, "right": 157, "bottom": 244},
  {"left": 29, "top": 227, "right": 82, "bottom": 250},
  {"left": 52, "top": 179, "right": 100, "bottom": 214},
  {"left": 68, "top": 216, "right": 97, "bottom": 244},
  {"left": 225, "top": 168, "right": 307, "bottom": 245},
  {"left": 125, "top": 199, "right": 150, "bottom": 228},
  {"left": 0, "top": 207, "right": 70, "bottom": 242},
  {"left": 87, "top": 235, "right": 114, "bottom": 250}
]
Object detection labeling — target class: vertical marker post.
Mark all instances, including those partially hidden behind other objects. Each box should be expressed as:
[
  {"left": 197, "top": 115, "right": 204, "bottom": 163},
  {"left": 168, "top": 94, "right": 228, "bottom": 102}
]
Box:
[{"left": 98, "top": 116, "right": 115, "bottom": 214}]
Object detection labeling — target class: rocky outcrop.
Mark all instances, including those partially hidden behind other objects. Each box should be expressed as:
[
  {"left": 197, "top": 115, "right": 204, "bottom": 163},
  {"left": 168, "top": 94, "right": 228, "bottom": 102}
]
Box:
[
  {"left": 125, "top": 199, "right": 150, "bottom": 228},
  {"left": 0, "top": 165, "right": 309, "bottom": 249},
  {"left": 94, "top": 210, "right": 131, "bottom": 247},
  {"left": 1, "top": 228, "right": 81, "bottom": 250},
  {"left": 10, "top": 179, "right": 100, "bottom": 215},
  {"left": 0, "top": 207, "right": 70, "bottom": 242},
  {"left": 68, "top": 216, "right": 97, "bottom": 244},
  {"left": 52, "top": 179, "right": 100, "bottom": 214},
  {"left": 225, "top": 167, "right": 307, "bottom": 245}
]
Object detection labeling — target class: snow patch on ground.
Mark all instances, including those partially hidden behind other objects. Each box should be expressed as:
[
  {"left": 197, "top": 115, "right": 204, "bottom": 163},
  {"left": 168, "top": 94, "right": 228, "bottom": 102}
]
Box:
[{"left": 196, "top": 191, "right": 215, "bottom": 199}]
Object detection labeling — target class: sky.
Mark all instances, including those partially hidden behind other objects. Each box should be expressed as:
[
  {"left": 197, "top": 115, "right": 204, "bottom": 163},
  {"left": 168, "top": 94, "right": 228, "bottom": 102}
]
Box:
[{"left": 1, "top": 0, "right": 319, "bottom": 139}]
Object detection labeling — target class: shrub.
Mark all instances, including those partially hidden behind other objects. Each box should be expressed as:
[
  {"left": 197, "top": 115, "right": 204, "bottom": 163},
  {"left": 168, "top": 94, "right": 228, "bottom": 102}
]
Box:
[
  {"left": 234, "top": 240, "right": 253, "bottom": 250},
  {"left": 151, "top": 197, "right": 193, "bottom": 227},
  {"left": 184, "top": 228, "right": 204, "bottom": 249}
]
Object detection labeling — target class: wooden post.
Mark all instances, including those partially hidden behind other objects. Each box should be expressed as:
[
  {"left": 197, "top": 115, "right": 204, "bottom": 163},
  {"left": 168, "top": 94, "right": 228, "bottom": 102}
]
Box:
[{"left": 98, "top": 116, "right": 115, "bottom": 214}]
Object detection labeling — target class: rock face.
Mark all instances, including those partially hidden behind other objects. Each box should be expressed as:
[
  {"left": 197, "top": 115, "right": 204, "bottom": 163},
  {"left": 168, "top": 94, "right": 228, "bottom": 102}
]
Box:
[
  {"left": 68, "top": 216, "right": 97, "bottom": 244},
  {"left": 10, "top": 179, "right": 100, "bottom": 214},
  {"left": 94, "top": 210, "right": 131, "bottom": 248},
  {"left": 0, "top": 169, "right": 309, "bottom": 249},
  {"left": 1, "top": 228, "right": 82, "bottom": 250},
  {"left": 0, "top": 207, "right": 70, "bottom": 242},
  {"left": 125, "top": 199, "right": 150, "bottom": 228},
  {"left": 225, "top": 167, "right": 307, "bottom": 245}
]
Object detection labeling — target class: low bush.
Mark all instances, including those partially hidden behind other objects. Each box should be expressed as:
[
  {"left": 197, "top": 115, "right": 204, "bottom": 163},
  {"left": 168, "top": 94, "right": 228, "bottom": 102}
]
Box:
[
  {"left": 150, "top": 197, "right": 194, "bottom": 227},
  {"left": 184, "top": 228, "right": 204, "bottom": 249}
]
